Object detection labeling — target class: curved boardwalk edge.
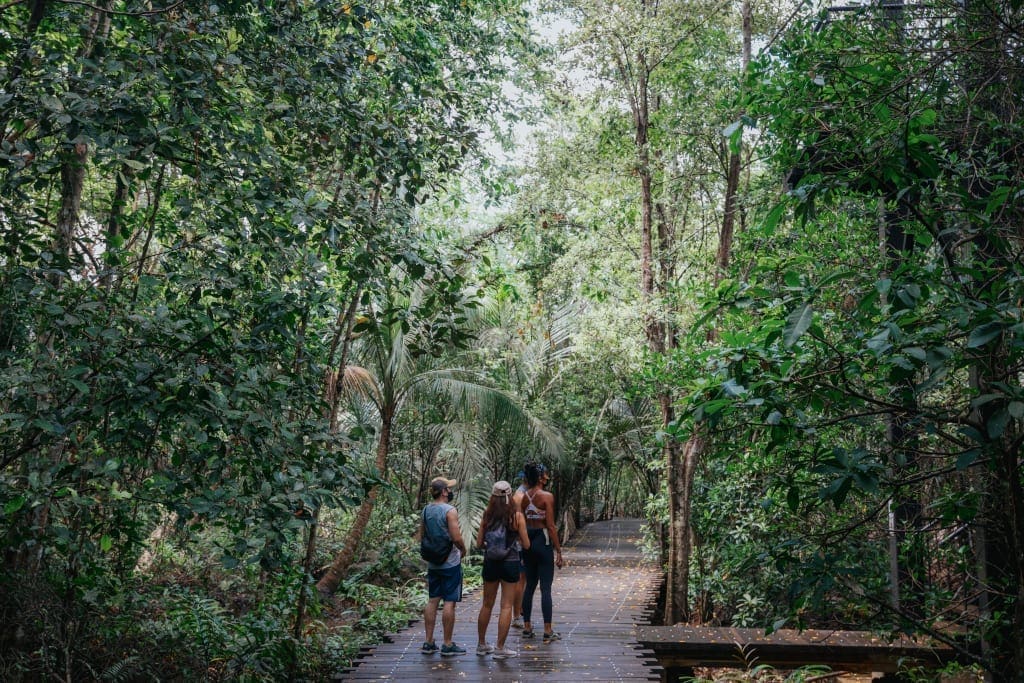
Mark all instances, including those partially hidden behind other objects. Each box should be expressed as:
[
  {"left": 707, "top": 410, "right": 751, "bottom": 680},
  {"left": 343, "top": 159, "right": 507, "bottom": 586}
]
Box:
[{"left": 338, "top": 518, "right": 664, "bottom": 682}]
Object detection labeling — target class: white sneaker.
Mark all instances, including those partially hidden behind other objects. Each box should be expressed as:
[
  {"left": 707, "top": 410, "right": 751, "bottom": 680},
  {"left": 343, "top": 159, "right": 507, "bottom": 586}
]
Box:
[
  {"left": 510, "top": 617, "right": 524, "bottom": 629},
  {"left": 492, "top": 647, "right": 518, "bottom": 660},
  {"left": 476, "top": 643, "right": 494, "bottom": 655}
]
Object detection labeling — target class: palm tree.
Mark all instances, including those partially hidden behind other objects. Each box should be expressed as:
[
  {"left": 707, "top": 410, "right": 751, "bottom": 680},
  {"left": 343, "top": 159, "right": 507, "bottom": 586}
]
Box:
[{"left": 315, "top": 284, "right": 559, "bottom": 596}]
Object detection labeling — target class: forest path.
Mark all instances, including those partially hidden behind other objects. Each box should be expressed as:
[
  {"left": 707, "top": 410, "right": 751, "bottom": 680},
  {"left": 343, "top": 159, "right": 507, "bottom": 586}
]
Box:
[{"left": 339, "top": 517, "right": 663, "bottom": 682}]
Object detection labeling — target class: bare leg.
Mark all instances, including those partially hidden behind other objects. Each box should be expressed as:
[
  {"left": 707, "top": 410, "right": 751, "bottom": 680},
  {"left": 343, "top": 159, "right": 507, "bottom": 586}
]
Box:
[
  {"left": 441, "top": 600, "right": 456, "bottom": 646},
  {"left": 496, "top": 579, "right": 517, "bottom": 648},
  {"left": 424, "top": 596, "right": 441, "bottom": 644},
  {"left": 477, "top": 581, "right": 499, "bottom": 646}
]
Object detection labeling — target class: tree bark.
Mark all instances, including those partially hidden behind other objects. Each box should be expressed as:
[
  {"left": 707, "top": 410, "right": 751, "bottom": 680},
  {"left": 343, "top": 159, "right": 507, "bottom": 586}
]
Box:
[
  {"left": 316, "top": 403, "right": 394, "bottom": 596},
  {"left": 716, "top": 0, "right": 750, "bottom": 281},
  {"left": 54, "top": 142, "right": 87, "bottom": 272},
  {"left": 664, "top": 403, "right": 695, "bottom": 624}
]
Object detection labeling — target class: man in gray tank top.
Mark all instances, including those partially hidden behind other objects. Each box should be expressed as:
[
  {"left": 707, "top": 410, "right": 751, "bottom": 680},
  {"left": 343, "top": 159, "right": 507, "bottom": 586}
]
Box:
[{"left": 420, "top": 476, "right": 468, "bottom": 656}]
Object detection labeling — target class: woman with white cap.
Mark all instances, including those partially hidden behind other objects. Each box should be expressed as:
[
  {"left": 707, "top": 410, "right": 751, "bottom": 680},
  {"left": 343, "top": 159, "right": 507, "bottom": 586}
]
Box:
[{"left": 475, "top": 480, "right": 531, "bottom": 659}]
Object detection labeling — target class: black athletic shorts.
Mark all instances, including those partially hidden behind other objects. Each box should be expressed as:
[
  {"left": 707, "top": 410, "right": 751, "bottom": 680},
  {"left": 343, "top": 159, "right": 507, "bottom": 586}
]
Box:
[{"left": 482, "top": 558, "right": 519, "bottom": 583}]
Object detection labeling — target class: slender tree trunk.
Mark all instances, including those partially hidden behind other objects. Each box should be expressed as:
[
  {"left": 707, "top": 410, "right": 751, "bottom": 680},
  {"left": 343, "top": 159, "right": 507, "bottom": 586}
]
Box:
[
  {"left": 879, "top": 198, "right": 926, "bottom": 617},
  {"left": 53, "top": 141, "right": 87, "bottom": 274},
  {"left": 0, "top": 0, "right": 49, "bottom": 137},
  {"left": 294, "top": 286, "right": 361, "bottom": 621},
  {"left": 664, "top": 401, "right": 694, "bottom": 624},
  {"left": 669, "top": 0, "right": 752, "bottom": 626},
  {"left": 958, "top": 6, "right": 1024, "bottom": 674},
  {"left": 716, "top": 0, "right": 750, "bottom": 280},
  {"left": 102, "top": 162, "right": 133, "bottom": 288},
  {"left": 316, "top": 403, "right": 394, "bottom": 596}
]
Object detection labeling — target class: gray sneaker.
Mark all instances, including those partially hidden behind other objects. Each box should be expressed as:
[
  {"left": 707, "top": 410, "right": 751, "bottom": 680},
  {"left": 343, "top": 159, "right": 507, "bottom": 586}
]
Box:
[
  {"left": 421, "top": 641, "right": 438, "bottom": 654},
  {"left": 476, "top": 643, "right": 494, "bottom": 655},
  {"left": 492, "top": 647, "right": 518, "bottom": 660}
]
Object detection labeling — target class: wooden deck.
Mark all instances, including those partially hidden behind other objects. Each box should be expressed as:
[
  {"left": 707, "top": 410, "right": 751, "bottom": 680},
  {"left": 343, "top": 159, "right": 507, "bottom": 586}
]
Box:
[
  {"left": 635, "top": 625, "right": 958, "bottom": 677},
  {"left": 339, "top": 518, "right": 664, "bottom": 682}
]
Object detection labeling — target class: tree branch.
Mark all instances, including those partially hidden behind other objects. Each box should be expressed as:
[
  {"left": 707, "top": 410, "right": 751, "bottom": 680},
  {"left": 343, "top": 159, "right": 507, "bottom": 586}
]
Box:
[{"left": 55, "top": 0, "right": 187, "bottom": 16}]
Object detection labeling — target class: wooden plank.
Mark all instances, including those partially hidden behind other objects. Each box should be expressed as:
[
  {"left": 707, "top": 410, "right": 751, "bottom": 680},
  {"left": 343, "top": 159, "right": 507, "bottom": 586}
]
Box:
[
  {"left": 636, "top": 625, "right": 957, "bottom": 673},
  {"left": 339, "top": 518, "right": 663, "bottom": 682}
]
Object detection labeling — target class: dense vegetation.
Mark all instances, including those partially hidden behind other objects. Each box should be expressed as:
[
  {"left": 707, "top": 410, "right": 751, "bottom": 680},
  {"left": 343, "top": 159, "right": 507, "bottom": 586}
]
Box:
[{"left": 2, "top": 0, "right": 1021, "bottom": 680}]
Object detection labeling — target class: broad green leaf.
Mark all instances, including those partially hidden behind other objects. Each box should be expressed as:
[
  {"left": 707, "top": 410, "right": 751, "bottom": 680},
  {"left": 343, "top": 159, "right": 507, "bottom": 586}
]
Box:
[
  {"left": 957, "top": 449, "right": 981, "bottom": 470},
  {"left": 761, "top": 202, "right": 786, "bottom": 235},
  {"left": 783, "top": 304, "right": 813, "bottom": 348},
  {"left": 967, "top": 322, "right": 1003, "bottom": 349},
  {"left": 786, "top": 486, "right": 799, "bottom": 512},
  {"left": 987, "top": 409, "right": 1010, "bottom": 439},
  {"left": 4, "top": 496, "right": 26, "bottom": 515}
]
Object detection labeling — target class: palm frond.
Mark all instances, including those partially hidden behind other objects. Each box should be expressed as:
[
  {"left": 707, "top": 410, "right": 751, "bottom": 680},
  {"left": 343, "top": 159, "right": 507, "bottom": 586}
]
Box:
[
  {"left": 386, "top": 325, "right": 412, "bottom": 389},
  {"left": 414, "top": 370, "right": 563, "bottom": 458},
  {"left": 341, "top": 365, "right": 383, "bottom": 407},
  {"left": 443, "top": 426, "right": 495, "bottom": 547}
]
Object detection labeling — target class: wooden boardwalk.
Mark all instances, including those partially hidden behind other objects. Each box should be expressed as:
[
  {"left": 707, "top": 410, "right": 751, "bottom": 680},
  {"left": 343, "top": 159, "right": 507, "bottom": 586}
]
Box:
[
  {"left": 635, "top": 624, "right": 957, "bottom": 675},
  {"left": 340, "top": 518, "right": 663, "bottom": 682}
]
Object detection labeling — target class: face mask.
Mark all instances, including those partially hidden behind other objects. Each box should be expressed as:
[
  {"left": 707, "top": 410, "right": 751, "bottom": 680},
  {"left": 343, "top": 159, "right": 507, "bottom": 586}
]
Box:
[{"left": 446, "top": 490, "right": 456, "bottom": 503}]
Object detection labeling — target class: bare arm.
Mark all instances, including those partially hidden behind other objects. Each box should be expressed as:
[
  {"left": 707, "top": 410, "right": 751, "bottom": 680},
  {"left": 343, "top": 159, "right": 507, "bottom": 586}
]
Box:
[
  {"left": 446, "top": 508, "right": 467, "bottom": 557},
  {"left": 515, "top": 510, "right": 530, "bottom": 550},
  {"left": 543, "top": 492, "right": 563, "bottom": 567},
  {"left": 475, "top": 513, "right": 487, "bottom": 549}
]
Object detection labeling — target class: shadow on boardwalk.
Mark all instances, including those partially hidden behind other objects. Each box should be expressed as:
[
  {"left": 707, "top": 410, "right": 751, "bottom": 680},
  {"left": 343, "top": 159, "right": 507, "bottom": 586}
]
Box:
[{"left": 339, "top": 518, "right": 663, "bottom": 682}]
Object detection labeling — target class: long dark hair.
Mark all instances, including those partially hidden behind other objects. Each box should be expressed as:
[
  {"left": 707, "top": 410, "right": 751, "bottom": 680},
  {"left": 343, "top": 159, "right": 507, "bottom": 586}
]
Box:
[
  {"left": 523, "top": 462, "right": 547, "bottom": 488},
  {"left": 482, "top": 491, "right": 516, "bottom": 531}
]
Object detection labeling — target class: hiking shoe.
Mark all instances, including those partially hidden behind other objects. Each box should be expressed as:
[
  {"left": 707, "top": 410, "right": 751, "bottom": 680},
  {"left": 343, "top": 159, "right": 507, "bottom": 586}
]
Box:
[
  {"left": 492, "top": 647, "right": 518, "bottom": 660},
  {"left": 521, "top": 629, "right": 535, "bottom": 638},
  {"left": 440, "top": 643, "right": 467, "bottom": 657},
  {"left": 543, "top": 631, "right": 562, "bottom": 643},
  {"left": 476, "top": 643, "right": 494, "bottom": 655},
  {"left": 511, "top": 617, "right": 524, "bottom": 629},
  {"left": 421, "top": 641, "right": 438, "bottom": 654}
]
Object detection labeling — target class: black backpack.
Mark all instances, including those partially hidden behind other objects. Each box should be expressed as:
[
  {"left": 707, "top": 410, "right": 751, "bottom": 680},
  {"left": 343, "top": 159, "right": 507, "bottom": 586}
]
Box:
[{"left": 420, "top": 508, "right": 453, "bottom": 564}]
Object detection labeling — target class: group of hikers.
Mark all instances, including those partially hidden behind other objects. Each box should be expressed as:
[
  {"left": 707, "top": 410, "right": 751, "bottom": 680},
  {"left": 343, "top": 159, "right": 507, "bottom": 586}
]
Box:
[{"left": 419, "top": 462, "right": 564, "bottom": 660}]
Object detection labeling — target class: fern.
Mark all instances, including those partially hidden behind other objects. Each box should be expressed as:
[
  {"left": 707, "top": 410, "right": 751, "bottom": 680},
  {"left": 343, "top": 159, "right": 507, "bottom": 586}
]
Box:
[{"left": 99, "top": 656, "right": 143, "bottom": 682}]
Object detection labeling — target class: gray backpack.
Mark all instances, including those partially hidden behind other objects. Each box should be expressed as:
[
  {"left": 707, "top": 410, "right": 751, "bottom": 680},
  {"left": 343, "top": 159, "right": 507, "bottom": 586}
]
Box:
[{"left": 483, "top": 521, "right": 514, "bottom": 561}]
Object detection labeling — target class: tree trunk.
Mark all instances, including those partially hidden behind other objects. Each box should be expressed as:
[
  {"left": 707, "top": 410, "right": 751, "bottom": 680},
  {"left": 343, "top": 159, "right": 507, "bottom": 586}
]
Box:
[
  {"left": 958, "top": 6, "right": 1024, "bottom": 673},
  {"left": 294, "top": 286, "right": 361, "bottom": 627},
  {"left": 316, "top": 403, "right": 394, "bottom": 596},
  {"left": 665, "top": 429, "right": 700, "bottom": 624},
  {"left": 54, "top": 142, "right": 87, "bottom": 273},
  {"left": 102, "top": 162, "right": 133, "bottom": 287},
  {"left": 716, "top": 0, "right": 750, "bottom": 281}
]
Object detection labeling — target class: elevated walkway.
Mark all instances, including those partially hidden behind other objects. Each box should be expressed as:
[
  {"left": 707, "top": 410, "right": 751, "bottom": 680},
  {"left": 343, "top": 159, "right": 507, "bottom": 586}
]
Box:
[{"left": 340, "top": 518, "right": 663, "bottom": 682}]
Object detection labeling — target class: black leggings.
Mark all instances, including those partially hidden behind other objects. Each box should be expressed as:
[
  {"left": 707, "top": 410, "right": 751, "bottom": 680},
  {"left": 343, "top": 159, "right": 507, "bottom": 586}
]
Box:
[{"left": 522, "top": 527, "right": 554, "bottom": 625}]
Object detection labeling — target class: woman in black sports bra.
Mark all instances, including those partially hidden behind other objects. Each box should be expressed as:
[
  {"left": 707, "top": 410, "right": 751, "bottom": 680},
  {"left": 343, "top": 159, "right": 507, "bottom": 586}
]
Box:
[{"left": 519, "top": 462, "right": 564, "bottom": 642}]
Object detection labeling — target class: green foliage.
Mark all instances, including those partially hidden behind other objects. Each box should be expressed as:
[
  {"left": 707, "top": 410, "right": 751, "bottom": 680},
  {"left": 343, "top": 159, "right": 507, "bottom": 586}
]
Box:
[
  {"left": 674, "top": 1, "right": 1024, "bottom": 675},
  {"left": 682, "top": 663, "right": 837, "bottom": 683},
  {"left": 1, "top": 0, "right": 543, "bottom": 673},
  {"left": 151, "top": 586, "right": 305, "bottom": 680}
]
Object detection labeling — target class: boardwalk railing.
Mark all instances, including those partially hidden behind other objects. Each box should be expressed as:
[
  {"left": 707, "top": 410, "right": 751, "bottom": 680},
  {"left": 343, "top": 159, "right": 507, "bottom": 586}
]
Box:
[{"left": 636, "top": 625, "right": 957, "bottom": 679}]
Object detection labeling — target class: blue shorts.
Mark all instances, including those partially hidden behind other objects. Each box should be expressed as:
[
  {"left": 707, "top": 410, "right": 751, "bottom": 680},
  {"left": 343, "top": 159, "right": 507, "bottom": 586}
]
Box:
[
  {"left": 482, "top": 558, "right": 520, "bottom": 584},
  {"left": 427, "top": 564, "right": 463, "bottom": 601}
]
